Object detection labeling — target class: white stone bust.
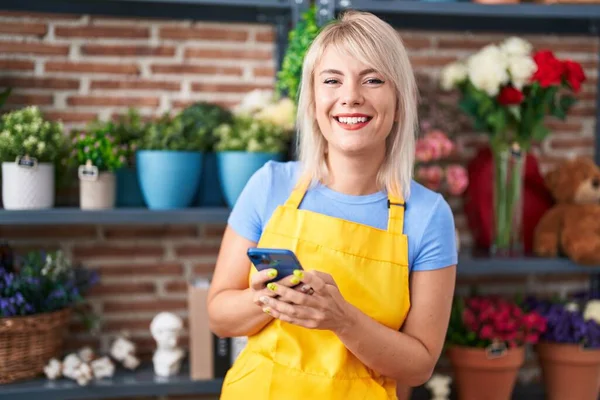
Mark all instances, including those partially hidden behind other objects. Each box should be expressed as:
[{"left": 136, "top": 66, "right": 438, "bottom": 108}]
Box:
[{"left": 150, "top": 312, "right": 185, "bottom": 377}]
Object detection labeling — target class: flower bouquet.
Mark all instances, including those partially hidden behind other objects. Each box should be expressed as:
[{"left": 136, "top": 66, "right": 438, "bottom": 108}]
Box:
[
  {"left": 0, "top": 243, "right": 98, "bottom": 383},
  {"left": 440, "top": 37, "right": 586, "bottom": 256},
  {"left": 70, "top": 124, "right": 127, "bottom": 210},
  {"left": 445, "top": 294, "right": 546, "bottom": 400},
  {"left": 0, "top": 106, "right": 68, "bottom": 210},
  {"left": 524, "top": 294, "right": 600, "bottom": 400}
]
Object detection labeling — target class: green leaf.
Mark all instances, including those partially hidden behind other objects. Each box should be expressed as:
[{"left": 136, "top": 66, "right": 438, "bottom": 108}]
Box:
[{"left": 532, "top": 123, "right": 550, "bottom": 142}]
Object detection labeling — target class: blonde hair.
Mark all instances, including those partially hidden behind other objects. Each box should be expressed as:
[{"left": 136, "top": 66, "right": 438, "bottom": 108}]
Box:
[{"left": 295, "top": 10, "right": 418, "bottom": 200}]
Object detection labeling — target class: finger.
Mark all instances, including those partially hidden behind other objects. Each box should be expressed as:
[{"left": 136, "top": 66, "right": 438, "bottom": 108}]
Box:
[
  {"left": 260, "top": 296, "right": 313, "bottom": 320},
  {"left": 299, "top": 271, "right": 328, "bottom": 294},
  {"left": 250, "top": 268, "right": 278, "bottom": 290},
  {"left": 262, "top": 303, "right": 319, "bottom": 329},
  {"left": 274, "top": 269, "right": 304, "bottom": 288},
  {"left": 310, "top": 271, "right": 338, "bottom": 288},
  {"left": 252, "top": 288, "right": 279, "bottom": 306},
  {"left": 266, "top": 281, "right": 316, "bottom": 306}
]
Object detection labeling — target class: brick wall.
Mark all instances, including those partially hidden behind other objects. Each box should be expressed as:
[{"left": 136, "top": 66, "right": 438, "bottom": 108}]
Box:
[{"left": 0, "top": 9, "right": 598, "bottom": 391}]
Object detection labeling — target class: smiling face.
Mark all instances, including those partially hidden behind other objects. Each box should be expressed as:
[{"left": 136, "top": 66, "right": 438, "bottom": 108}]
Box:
[{"left": 313, "top": 46, "right": 397, "bottom": 157}]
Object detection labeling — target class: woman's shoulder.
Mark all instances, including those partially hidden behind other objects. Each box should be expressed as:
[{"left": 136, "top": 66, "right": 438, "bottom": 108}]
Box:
[{"left": 407, "top": 180, "right": 446, "bottom": 209}]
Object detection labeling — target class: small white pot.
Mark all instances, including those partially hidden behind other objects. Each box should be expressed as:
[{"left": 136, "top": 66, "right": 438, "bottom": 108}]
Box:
[
  {"left": 80, "top": 172, "right": 116, "bottom": 210},
  {"left": 1, "top": 161, "right": 55, "bottom": 209}
]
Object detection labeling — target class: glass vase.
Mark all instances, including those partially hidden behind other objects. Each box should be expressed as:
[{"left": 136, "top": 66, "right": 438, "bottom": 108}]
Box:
[{"left": 490, "top": 142, "right": 525, "bottom": 257}]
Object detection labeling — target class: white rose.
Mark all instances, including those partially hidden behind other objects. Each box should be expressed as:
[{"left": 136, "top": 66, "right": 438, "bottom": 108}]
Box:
[
  {"left": 501, "top": 37, "right": 533, "bottom": 57},
  {"left": 467, "top": 45, "right": 509, "bottom": 96},
  {"left": 440, "top": 62, "right": 467, "bottom": 90},
  {"left": 584, "top": 300, "right": 600, "bottom": 324},
  {"left": 234, "top": 89, "right": 273, "bottom": 115},
  {"left": 507, "top": 55, "right": 537, "bottom": 89}
]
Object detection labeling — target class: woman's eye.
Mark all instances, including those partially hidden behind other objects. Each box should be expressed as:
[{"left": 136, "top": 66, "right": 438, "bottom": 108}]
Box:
[
  {"left": 366, "top": 78, "right": 384, "bottom": 84},
  {"left": 324, "top": 79, "right": 339, "bottom": 84}
]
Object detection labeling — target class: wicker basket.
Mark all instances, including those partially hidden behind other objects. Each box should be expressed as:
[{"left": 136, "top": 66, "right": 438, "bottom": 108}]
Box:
[{"left": 0, "top": 307, "right": 71, "bottom": 384}]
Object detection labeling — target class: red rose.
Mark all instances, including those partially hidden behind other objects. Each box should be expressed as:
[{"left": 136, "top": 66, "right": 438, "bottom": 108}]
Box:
[
  {"left": 531, "top": 50, "right": 565, "bottom": 88},
  {"left": 480, "top": 324, "right": 494, "bottom": 339},
  {"left": 563, "top": 60, "right": 586, "bottom": 93}
]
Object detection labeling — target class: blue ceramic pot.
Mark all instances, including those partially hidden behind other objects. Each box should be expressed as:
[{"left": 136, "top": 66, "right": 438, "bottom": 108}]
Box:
[
  {"left": 115, "top": 167, "right": 145, "bottom": 208},
  {"left": 136, "top": 150, "right": 203, "bottom": 210},
  {"left": 216, "top": 151, "right": 284, "bottom": 208},
  {"left": 194, "top": 152, "right": 226, "bottom": 207}
]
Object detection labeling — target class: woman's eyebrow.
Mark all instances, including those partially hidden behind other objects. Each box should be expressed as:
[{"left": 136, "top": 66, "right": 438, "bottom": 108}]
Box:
[{"left": 319, "top": 68, "right": 377, "bottom": 76}]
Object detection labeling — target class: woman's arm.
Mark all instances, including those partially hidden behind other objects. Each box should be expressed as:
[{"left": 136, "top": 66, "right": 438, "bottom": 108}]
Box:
[
  {"left": 206, "top": 226, "right": 272, "bottom": 338},
  {"left": 336, "top": 265, "right": 456, "bottom": 386}
]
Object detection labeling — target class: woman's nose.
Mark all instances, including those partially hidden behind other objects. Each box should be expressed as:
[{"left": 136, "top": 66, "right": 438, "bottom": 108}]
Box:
[{"left": 340, "top": 83, "right": 363, "bottom": 106}]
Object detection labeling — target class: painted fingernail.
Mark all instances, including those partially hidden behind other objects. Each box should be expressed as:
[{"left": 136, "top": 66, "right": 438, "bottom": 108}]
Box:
[
  {"left": 260, "top": 296, "right": 269, "bottom": 304},
  {"left": 267, "top": 283, "right": 277, "bottom": 291},
  {"left": 293, "top": 270, "right": 304, "bottom": 279},
  {"left": 290, "top": 276, "right": 300, "bottom": 285},
  {"left": 263, "top": 307, "right": 271, "bottom": 314},
  {"left": 301, "top": 285, "right": 310, "bottom": 292},
  {"left": 267, "top": 269, "right": 277, "bottom": 278}
]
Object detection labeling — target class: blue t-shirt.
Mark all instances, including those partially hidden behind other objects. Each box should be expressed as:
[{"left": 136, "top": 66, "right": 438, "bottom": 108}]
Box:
[{"left": 228, "top": 161, "right": 457, "bottom": 272}]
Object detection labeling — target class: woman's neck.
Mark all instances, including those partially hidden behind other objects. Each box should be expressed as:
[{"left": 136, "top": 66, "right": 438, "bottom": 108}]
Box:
[{"left": 324, "top": 148, "right": 386, "bottom": 196}]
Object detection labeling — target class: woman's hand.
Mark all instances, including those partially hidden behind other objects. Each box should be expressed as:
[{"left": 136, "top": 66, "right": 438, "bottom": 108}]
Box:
[
  {"left": 258, "top": 270, "right": 355, "bottom": 334},
  {"left": 250, "top": 268, "right": 302, "bottom": 308}
]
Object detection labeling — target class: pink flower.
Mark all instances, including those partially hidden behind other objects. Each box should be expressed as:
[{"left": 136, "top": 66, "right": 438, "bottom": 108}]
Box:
[
  {"left": 424, "top": 129, "right": 454, "bottom": 159},
  {"left": 445, "top": 164, "right": 469, "bottom": 195},
  {"left": 416, "top": 165, "right": 443, "bottom": 191},
  {"left": 415, "top": 138, "right": 435, "bottom": 162}
]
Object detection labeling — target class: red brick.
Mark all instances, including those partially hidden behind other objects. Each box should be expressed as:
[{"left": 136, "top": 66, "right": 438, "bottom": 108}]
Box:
[
  {"left": 399, "top": 36, "right": 432, "bottom": 50},
  {"left": 172, "top": 99, "right": 238, "bottom": 110},
  {"left": 103, "top": 299, "right": 187, "bottom": 313},
  {"left": 72, "top": 244, "right": 164, "bottom": 259},
  {"left": 549, "top": 137, "right": 595, "bottom": 149},
  {"left": 191, "top": 82, "right": 272, "bottom": 93},
  {"left": 90, "top": 79, "right": 180, "bottom": 91},
  {"left": 185, "top": 48, "right": 271, "bottom": 60},
  {"left": 102, "top": 318, "right": 153, "bottom": 333},
  {"left": 98, "top": 262, "right": 183, "bottom": 277},
  {"left": 88, "top": 282, "right": 156, "bottom": 296},
  {"left": 160, "top": 26, "right": 248, "bottom": 41},
  {"left": 63, "top": 337, "right": 101, "bottom": 352},
  {"left": 202, "top": 224, "right": 225, "bottom": 238},
  {"left": 150, "top": 64, "right": 242, "bottom": 76},
  {"left": 0, "top": 59, "right": 34, "bottom": 71},
  {"left": 0, "top": 225, "right": 96, "bottom": 240},
  {"left": 410, "top": 55, "right": 458, "bottom": 67},
  {"left": 0, "top": 77, "right": 79, "bottom": 90},
  {"left": 253, "top": 66, "right": 275, "bottom": 78},
  {"left": 544, "top": 120, "right": 583, "bottom": 133},
  {"left": 0, "top": 21, "right": 47, "bottom": 37},
  {"left": 55, "top": 25, "right": 149, "bottom": 39},
  {"left": 4, "top": 93, "right": 53, "bottom": 106},
  {"left": 529, "top": 40, "right": 598, "bottom": 54},
  {"left": 437, "top": 37, "right": 494, "bottom": 50},
  {"left": 103, "top": 225, "right": 198, "bottom": 239},
  {"left": 193, "top": 262, "right": 216, "bottom": 276},
  {"left": 174, "top": 243, "right": 220, "bottom": 257},
  {"left": 45, "top": 61, "right": 139, "bottom": 75},
  {"left": 567, "top": 105, "right": 596, "bottom": 117},
  {"left": 255, "top": 30, "right": 274, "bottom": 43},
  {"left": 0, "top": 41, "right": 69, "bottom": 56},
  {"left": 81, "top": 44, "right": 176, "bottom": 57},
  {"left": 44, "top": 111, "right": 98, "bottom": 123},
  {"left": 0, "top": 11, "right": 81, "bottom": 20},
  {"left": 67, "top": 95, "right": 160, "bottom": 107},
  {"left": 164, "top": 281, "right": 188, "bottom": 293}
]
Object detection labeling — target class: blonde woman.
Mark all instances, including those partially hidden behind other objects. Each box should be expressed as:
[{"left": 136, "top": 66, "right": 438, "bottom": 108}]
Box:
[{"left": 207, "top": 10, "right": 457, "bottom": 400}]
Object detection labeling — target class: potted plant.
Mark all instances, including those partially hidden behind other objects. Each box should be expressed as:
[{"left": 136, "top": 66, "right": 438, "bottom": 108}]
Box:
[
  {"left": 0, "top": 243, "right": 98, "bottom": 383},
  {"left": 136, "top": 111, "right": 208, "bottom": 210},
  {"left": 524, "top": 294, "right": 600, "bottom": 400},
  {"left": 214, "top": 91, "right": 295, "bottom": 208},
  {"left": 71, "top": 125, "right": 127, "bottom": 210},
  {"left": 445, "top": 294, "right": 547, "bottom": 400},
  {"left": 440, "top": 37, "right": 585, "bottom": 256},
  {"left": 178, "top": 102, "right": 233, "bottom": 207},
  {"left": 0, "top": 106, "right": 68, "bottom": 210}
]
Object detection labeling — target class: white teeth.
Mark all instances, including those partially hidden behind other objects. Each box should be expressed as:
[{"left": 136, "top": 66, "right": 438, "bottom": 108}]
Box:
[{"left": 337, "top": 116, "right": 368, "bottom": 124}]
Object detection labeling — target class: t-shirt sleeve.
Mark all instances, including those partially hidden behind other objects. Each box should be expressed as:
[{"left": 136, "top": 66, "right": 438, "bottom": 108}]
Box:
[
  {"left": 226, "top": 164, "right": 272, "bottom": 243},
  {"left": 411, "top": 194, "right": 458, "bottom": 272}
]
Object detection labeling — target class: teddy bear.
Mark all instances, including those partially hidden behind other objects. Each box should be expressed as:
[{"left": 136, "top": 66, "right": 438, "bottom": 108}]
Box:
[{"left": 533, "top": 156, "right": 600, "bottom": 265}]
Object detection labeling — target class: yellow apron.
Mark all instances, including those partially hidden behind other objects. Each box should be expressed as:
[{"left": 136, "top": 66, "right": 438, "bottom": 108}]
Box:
[{"left": 220, "top": 177, "right": 411, "bottom": 399}]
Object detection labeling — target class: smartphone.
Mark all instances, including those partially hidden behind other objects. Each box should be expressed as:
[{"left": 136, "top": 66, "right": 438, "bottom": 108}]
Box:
[{"left": 247, "top": 248, "right": 304, "bottom": 283}]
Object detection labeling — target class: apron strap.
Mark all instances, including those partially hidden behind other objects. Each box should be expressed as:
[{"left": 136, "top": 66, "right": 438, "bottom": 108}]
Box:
[
  {"left": 285, "top": 175, "right": 311, "bottom": 209},
  {"left": 387, "top": 193, "right": 405, "bottom": 235}
]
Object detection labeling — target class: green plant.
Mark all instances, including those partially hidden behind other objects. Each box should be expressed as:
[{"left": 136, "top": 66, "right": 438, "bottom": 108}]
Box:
[
  {"left": 0, "top": 106, "right": 67, "bottom": 164},
  {"left": 179, "top": 102, "right": 234, "bottom": 152},
  {"left": 214, "top": 114, "right": 290, "bottom": 153},
  {"left": 276, "top": 5, "right": 320, "bottom": 103},
  {"left": 71, "top": 124, "right": 127, "bottom": 172},
  {"left": 139, "top": 111, "right": 208, "bottom": 151}
]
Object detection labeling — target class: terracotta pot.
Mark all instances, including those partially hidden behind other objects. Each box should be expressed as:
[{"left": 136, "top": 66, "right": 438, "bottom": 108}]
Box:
[
  {"left": 447, "top": 345, "right": 525, "bottom": 400},
  {"left": 536, "top": 342, "right": 600, "bottom": 400}
]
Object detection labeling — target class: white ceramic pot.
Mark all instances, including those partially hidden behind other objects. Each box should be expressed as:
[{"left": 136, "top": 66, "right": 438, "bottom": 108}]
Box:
[
  {"left": 80, "top": 172, "right": 116, "bottom": 210},
  {"left": 1, "top": 161, "right": 55, "bottom": 209}
]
